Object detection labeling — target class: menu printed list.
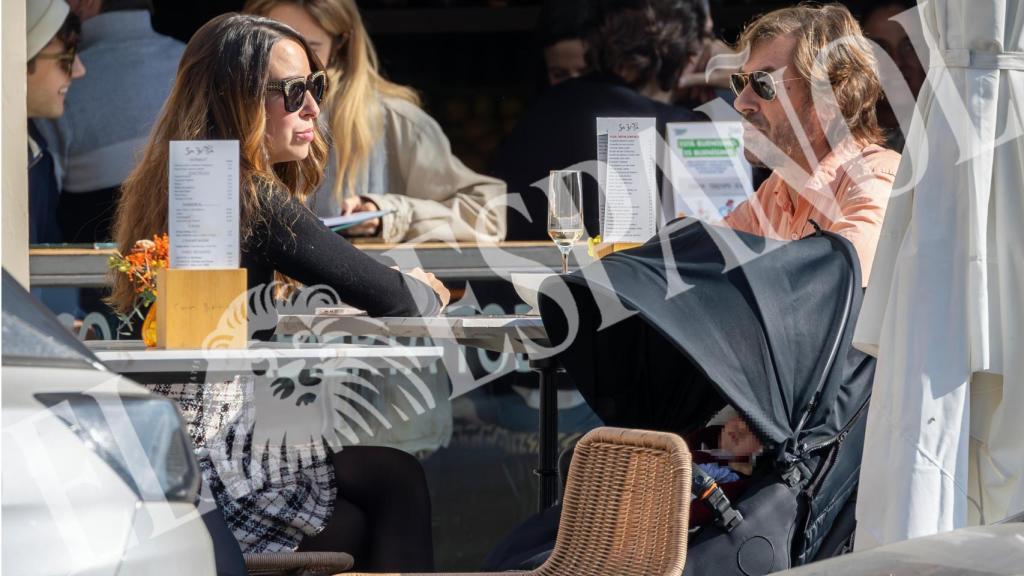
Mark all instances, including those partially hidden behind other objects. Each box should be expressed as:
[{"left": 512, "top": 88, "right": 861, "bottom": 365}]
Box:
[{"left": 168, "top": 140, "right": 240, "bottom": 269}]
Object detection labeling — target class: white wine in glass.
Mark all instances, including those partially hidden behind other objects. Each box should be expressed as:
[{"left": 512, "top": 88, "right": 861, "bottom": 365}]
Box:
[{"left": 548, "top": 170, "right": 584, "bottom": 274}]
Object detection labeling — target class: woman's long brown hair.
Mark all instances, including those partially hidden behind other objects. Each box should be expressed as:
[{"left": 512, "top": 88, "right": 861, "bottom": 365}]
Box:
[{"left": 110, "top": 13, "right": 328, "bottom": 314}]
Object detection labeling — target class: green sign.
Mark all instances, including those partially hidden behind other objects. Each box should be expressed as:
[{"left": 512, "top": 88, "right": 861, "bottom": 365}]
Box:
[{"left": 677, "top": 138, "right": 741, "bottom": 158}]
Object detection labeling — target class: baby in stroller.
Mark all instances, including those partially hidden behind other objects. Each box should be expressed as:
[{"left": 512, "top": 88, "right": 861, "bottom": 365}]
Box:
[
  {"left": 695, "top": 410, "right": 763, "bottom": 478},
  {"left": 688, "top": 408, "right": 763, "bottom": 528}
]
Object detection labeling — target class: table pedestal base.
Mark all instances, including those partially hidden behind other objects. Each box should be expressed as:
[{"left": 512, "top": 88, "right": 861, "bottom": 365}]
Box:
[{"left": 531, "top": 357, "right": 564, "bottom": 511}]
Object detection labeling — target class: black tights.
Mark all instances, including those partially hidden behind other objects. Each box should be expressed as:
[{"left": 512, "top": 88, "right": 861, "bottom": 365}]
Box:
[{"left": 298, "top": 446, "right": 434, "bottom": 572}]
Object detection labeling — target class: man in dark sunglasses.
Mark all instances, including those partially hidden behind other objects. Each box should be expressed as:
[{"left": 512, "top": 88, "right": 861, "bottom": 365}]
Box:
[
  {"left": 27, "top": 0, "right": 84, "bottom": 124},
  {"left": 27, "top": 0, "right": 85, "bottom": 247},
  {"left": 25, "top": 0, "right": 86, "bottom": 319},
  {"left": 719, "top": 3, "right": 901, "bottom": 287}
]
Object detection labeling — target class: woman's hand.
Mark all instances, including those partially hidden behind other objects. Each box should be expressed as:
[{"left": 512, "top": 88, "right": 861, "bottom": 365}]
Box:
[
  {"left": 405, "top": 267, "right": 450, "bottom": 313},
  {"left": 341, "top": 195, "right": 382, "bottom": 237}
]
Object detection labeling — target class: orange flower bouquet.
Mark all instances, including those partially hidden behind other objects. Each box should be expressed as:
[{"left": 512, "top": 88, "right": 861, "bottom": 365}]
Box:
[{"left": 108, "top": 234, "right": 169, "bottom": 346}]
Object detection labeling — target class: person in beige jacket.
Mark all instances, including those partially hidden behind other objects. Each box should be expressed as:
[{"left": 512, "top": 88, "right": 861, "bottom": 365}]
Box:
[{"left": 246, "top": 0, "right": 506, "bottom": 245}]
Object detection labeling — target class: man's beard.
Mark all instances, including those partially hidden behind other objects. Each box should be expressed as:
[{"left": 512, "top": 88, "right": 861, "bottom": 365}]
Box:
[
  {"left": 744, "top": 148, "right": 768, "bottom": 168},
  {"left": 742, "top": 114, "right": 791, "bottom": 169}
]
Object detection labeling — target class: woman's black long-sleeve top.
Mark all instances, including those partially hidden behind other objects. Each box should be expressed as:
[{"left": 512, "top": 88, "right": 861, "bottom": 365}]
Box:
[{"left": 241, "top": 185, "right": 440, "bottom": 318}]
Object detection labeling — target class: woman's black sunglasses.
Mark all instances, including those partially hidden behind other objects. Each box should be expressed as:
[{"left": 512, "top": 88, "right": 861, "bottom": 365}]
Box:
[
  {"left": 729, "top": 70, "right": 798, "bottom": 102},
  {"left": 267, "top": 71, "right": 328, "bottom": 113}
]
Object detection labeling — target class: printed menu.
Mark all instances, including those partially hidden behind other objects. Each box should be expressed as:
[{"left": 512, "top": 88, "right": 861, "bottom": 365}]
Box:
[
  {"left": 596, "top": 117, "right": 657, "bottom": 243},
  {"left": 168, "top": 140, "right": 240, "bottom": 269}
]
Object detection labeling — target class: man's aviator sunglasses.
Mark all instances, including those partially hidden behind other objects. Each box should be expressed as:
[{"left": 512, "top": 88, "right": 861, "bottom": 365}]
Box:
[
  {"left": 729, "top": 70, "right": 799, "bottom": 102},
  {"left": 267, "top": 71, "right": 327, "bottom": 113}
]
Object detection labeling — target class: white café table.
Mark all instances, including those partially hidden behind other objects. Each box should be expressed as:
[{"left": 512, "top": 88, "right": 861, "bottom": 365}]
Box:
[
  {"left": 86, "top": 340, "right": 444, "bottom": 385},
  {"left": 274, "top": 315, "right": 548, "bottom": 352},
  {"left": 274, "top": 314, "right": 563, "bottom": 511}
]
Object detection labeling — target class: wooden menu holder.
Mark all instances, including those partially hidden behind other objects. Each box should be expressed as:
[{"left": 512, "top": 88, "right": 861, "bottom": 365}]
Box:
[
  {"left": 591, "top": 242, "right": 643, "bottom": 260},
  {"left": 156, "top": 268, "right": 248, "bottom": 349}
]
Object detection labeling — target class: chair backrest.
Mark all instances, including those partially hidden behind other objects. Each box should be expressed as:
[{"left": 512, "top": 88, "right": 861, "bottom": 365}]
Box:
[{"left": 540, "top": 427, "right": 692, "bottom": 576}]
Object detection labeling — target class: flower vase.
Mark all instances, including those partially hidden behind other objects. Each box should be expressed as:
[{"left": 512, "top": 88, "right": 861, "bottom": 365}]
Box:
[{"left": 142, "top": 303, "right": 158, "bottom": 348}]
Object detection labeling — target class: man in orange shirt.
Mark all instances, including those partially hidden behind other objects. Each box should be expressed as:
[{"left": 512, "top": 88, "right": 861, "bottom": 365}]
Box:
[{"left": 721, "top": 4, "right": 900, "bottom": 285}]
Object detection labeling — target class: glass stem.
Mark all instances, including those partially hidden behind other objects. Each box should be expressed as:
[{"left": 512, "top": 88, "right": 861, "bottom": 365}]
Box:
[{"left": 561, "top": 251, "right": 569, "bottom": 274}]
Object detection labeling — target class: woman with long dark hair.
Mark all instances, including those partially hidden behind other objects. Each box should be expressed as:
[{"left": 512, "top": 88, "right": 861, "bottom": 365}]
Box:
[
  {"left": 110, "top": 13, "right": 440, "bottom": 571},
  {"left": 244, "top": 0, "right": 506, "bottom": 244}
]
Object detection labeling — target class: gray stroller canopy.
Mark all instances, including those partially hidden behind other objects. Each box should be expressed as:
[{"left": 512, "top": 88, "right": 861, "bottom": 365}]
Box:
[{"left": 539, "top": 219, "right": 874, "bottom": 459}]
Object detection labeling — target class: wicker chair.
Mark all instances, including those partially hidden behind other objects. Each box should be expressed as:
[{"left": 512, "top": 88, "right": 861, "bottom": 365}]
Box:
[
  {"left": 344, "top": 426, "right": 693, "bottom": 576},
  {"left": 244, "top": 551, "right": 355, "bottom": 575}
]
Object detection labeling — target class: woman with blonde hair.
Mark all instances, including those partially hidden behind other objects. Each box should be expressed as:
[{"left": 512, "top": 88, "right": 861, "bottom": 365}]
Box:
[
  {"left": 111, "top": 13, "right": 440, "bottom": 570},
  {"left": 244, "top": 0, "right": 506, "bottom": 244}
]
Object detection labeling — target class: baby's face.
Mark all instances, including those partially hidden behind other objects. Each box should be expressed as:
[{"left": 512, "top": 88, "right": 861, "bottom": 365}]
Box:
[{"left": 720, "top": 416, "right": 762, "bottom": 458}]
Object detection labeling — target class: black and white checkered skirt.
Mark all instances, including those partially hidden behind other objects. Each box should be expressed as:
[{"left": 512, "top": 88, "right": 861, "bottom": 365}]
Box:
[{"left": 148, "top": 378, "right": 336, "bottom": 553}]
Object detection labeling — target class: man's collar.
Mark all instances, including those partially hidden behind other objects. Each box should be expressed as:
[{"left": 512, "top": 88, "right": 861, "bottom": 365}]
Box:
[
  {"left": 816, "top": 137, "right": 865, "bottom": 173},
  {"left": 772, "top": 137, "right": 869, "bottom": 211},
  {"left": 27, "top": 121, "right": 43, "bottom": 161},
  {"left": 80, "top": 11, "right": 154, "bottom": 50}
]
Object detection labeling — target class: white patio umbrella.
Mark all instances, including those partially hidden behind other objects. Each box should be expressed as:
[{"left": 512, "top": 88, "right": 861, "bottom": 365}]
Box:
[{"left": 853, "top": 0, "right": 1024, "bottom": 550}]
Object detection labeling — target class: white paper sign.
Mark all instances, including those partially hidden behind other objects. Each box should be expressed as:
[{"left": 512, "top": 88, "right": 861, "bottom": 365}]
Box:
[
  {"left": 168, "top": 140, "right": 240, "bottom": 269},
  {"left": 665, "top": 122, "right": 753, "bottom": 221},
  {"left": 597, "top": 117, "right": 657, "bottom": 243}
]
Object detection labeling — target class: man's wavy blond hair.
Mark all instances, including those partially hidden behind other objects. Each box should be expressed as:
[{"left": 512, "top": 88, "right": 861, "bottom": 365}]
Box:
[{"left": 737, "top": 2, "right": 884, "bottom": 145}]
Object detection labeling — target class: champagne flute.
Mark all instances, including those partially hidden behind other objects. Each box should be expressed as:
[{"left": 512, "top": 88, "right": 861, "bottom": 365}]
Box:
[{"left": 548, "top": 170, "right": 584, "bottom": 274}]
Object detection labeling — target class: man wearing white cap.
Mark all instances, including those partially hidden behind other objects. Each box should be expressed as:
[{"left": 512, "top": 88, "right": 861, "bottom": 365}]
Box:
[
  {"left": 27, "top": 0, "right": 85, "bottom": 244},
  {"left": 26, "top": 0, "right": 85, "bottom": 318}
]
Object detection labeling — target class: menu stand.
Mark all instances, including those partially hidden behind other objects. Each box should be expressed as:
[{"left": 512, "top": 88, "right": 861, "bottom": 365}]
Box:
[
  {"left": 591, "top": 242, "right": 642, "bottom": 260},
  {"left": 156, "top": 268, "right": 247, "bottom": 349}
]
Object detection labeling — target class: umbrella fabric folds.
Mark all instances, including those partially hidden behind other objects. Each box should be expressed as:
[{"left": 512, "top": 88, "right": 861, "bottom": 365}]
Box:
[{"left": 853, "top": 0, "right": 1024, "bottom": 549}]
